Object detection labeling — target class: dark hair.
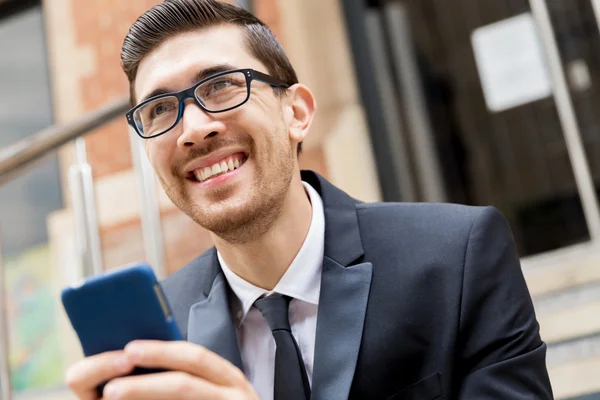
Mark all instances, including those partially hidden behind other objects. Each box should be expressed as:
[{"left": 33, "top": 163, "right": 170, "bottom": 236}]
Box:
[{"left": 121, "top": 0, "right": 302, "bottom": 154}]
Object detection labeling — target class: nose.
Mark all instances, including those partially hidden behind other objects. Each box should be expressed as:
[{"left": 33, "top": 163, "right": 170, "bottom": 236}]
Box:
[{"left": 176, "top": 99, "right": 226, "bottom": 149}]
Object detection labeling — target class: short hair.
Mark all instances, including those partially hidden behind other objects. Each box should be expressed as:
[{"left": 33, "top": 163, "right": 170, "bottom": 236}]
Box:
[{"left": 121, "top": 0, "right": 302, "bottom": 153}]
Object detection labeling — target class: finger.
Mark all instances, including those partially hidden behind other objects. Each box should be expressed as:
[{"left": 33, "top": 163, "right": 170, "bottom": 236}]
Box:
[
  {"left": 102, "top": 371, "right": 228, "bottom": 400},
  {"left": 65, "top": 350, "right": 134, "bottom": 399},
  {"left": 124, "top": 340, "right": 247, "bottom": 387}
]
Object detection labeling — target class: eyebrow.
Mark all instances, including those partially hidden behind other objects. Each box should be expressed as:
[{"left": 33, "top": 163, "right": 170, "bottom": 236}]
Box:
[{"left": 139, "top": 63, "right": 239, "bottom": 103}]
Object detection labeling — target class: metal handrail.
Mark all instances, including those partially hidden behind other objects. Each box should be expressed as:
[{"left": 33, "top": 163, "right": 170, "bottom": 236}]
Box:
[{"left": 0, "top": 97, "right": 129, "bottom": 186}]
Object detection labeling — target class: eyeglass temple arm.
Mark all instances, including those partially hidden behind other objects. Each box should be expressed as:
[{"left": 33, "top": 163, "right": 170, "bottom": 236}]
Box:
[{"left": 251, "top": 70, "right": 290, "bottom": 88}]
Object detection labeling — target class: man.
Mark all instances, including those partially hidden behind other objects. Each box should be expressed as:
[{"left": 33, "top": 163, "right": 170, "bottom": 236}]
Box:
[{"left": 66, "top": 0, "right": 554, "bottom": 399}]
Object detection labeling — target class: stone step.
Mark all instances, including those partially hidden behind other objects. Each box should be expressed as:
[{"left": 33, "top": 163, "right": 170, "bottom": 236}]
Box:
[
  {"left": 534, "top": 283, "right": 600, "bottom": 344},
  {"left": 523, "top": 245, "right": 600, "bottom": 297},
  {"left": 548, "top": 353, "right": 600, "bottom": 399},
  {"left": 547, "top": 333, "right": 600, "bottom": 369},
  {"left": 564, "top": 393, "right": 600, "bottom": 400},
  {"left": 527, "top": 255, "right": 600, "bottom": 399}
]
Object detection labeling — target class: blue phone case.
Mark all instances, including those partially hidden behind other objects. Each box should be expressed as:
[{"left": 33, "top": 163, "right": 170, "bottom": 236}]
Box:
[
  {"left": 61, "top": 263, "right": 183, "bottom": 357},
  {"left": 62, "top": 263, "right": 183, "bottom": 395}
]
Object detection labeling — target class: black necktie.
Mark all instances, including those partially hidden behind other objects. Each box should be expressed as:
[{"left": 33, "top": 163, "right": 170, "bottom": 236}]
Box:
[{"left": 253, "top": 294, "right": 311, "bottom": 400}]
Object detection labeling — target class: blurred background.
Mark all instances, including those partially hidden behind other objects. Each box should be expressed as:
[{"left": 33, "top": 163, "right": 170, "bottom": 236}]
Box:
[{"left": 0, "top": 0, "right": 599, "bottom": 398}]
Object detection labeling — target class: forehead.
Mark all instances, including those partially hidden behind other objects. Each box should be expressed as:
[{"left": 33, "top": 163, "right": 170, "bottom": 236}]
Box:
[{"left": 134, "top": 25, "right": 266, "bottom": 103}]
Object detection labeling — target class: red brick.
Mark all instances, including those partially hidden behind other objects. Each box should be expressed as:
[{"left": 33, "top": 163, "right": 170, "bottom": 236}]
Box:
[{"left": 71, "top": 0, "right": 162, "bottom": 178}]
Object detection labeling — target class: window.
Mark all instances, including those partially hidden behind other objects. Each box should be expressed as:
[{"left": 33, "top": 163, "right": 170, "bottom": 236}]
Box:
[{"left": 0, "top": 3, "right": 65, "bottom": 393}]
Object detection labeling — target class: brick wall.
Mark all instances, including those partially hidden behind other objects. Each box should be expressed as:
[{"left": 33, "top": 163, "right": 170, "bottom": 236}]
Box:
[{"left": 75, "top": 0, "right": 161, "bottom": 178}]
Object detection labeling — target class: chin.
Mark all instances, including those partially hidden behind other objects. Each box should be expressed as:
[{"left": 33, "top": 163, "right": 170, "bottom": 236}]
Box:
[
  {"left": 189, "top": 189, "right": 282, "bottom": 243},
  {"left": 192, "top": 193, "right": 255, "bottom": 225}
]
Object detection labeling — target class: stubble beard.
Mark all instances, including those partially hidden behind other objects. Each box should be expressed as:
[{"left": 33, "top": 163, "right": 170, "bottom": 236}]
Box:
[{"left": 163, "top": 133, "right": 295, "bottom": 244}]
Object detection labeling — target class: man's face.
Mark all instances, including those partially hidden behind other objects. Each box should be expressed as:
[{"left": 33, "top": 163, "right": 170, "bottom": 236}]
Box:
[{"left": 134, "top": 25, "right": 297, "bottom": 242}]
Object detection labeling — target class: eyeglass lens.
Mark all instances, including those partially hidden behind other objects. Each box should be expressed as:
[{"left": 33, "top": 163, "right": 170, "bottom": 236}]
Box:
[{"left": 133, "top": 71, "right": 249, "bottom": 137}]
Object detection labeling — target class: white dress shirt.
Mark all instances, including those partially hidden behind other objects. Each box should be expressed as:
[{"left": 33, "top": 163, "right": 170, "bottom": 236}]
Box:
[{"left": 218, "top": 181, "right": 325, "bottom": 400}]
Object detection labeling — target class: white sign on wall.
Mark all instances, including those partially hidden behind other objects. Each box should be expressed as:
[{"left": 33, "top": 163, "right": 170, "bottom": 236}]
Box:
[{"left": 471, "top": 13, "right": 552, "bottom": 112}]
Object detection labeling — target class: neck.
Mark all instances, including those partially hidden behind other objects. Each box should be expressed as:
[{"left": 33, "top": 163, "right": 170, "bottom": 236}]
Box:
[{"left": 212, "top": 172, "right": 313, "bottom": 290}]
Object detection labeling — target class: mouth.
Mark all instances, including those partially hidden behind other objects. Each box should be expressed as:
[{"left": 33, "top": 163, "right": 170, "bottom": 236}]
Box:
[{"left": 186, "top": 152, "right": 248, "bottom": 183}]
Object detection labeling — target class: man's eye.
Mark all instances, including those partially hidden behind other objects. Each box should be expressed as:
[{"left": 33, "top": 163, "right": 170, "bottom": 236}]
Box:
[
  {"left": 209, "top": 79, "right": 232, "bottom": 93},
  {"left": 150, "top": 102, "right": 175, "bottom": 118}
]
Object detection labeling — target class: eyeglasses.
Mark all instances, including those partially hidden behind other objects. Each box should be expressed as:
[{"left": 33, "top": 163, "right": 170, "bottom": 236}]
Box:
[{"left": 126, "top": 68, "right": 290, "bottom": 139}]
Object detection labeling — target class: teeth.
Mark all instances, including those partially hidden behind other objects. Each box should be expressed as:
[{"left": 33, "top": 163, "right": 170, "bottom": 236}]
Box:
[{"left": 193, "top": 156, "right": 245, "bottom": 182}]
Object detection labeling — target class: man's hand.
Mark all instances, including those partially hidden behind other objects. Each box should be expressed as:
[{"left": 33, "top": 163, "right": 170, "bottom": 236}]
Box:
[{"left": 65, "top": 341, "right": 259, "bottom": 400}]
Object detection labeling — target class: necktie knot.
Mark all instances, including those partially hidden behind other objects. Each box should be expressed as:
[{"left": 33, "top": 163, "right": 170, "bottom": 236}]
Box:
[{"left": 253, "top": 294, "right": 292, "bottom": 332}]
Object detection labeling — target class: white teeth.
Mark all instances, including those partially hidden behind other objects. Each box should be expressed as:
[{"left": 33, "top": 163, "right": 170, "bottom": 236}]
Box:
[{"left": 193, "top": 156, "right": 244, "bottom": 182}]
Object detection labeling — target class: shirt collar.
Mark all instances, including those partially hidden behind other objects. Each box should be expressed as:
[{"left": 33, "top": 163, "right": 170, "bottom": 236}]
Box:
[{"left": 218, "top": 181, "right": 325, "bottom": 326}]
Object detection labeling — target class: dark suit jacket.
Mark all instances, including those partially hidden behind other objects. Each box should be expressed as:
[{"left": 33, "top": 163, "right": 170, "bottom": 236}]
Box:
[{"left": 161, "top": 170, "right": 553, "bottom": 399}]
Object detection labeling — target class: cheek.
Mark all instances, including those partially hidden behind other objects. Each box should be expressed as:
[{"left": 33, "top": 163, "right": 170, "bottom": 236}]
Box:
[{"left": 240, "top": 96, "right": 284, "bottom": 132}]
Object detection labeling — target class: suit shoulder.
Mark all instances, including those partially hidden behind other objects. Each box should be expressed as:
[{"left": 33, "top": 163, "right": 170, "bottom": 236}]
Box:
[
  {"left": 357, "top": 201, "right": 492, "bottom": 230},
  {"left": 355, "top": 203, "right": 511, "bottom": 253}
]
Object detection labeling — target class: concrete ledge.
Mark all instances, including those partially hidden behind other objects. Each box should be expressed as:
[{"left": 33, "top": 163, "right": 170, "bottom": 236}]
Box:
[
  {"left": 534, "top": 281, "right": 600, "bottom": 316},
  {"left": 538, "top": 300, "right": 600, "bottom": 344},
  {"left": 95, "top": 168, "right": 177, "bottom": 229},
  {"left": 549, "top": 355, "right": 600, "bottom": 399},
  {"left": 547, "top": 334, "right": 600, "bottom": 367},
  {"left": 524, "top": 251, "right": 600, "bottom": 297}
]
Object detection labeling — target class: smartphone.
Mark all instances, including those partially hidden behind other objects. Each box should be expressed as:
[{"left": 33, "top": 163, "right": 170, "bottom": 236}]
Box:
[{"left": 61, "top": 262, "right": 182, "bottom": 392}]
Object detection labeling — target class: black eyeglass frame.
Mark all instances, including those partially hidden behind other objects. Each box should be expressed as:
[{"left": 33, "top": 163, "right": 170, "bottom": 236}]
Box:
[{"left": 126, "top": 68, "right": 290, "bottom": 139}]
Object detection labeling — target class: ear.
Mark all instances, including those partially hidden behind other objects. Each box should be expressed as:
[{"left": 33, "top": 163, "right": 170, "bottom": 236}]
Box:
[{"left": 285, "top": 84, "right": 317, "bottom": 148}]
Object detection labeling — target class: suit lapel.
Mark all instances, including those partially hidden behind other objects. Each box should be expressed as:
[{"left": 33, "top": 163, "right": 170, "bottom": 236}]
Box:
[
  {"left": 311, "top": 257, "right": 372, "bottom": 400},
  {"left": 186, "top": 250, "right": 244, "bottom": 371},
  {"left": 302, "top": 171, "right": 373, "bottom": 400}
]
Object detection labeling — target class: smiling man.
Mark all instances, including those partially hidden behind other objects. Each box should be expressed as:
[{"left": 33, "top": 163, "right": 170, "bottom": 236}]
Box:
[{"left": 65, "top": 1, "right": 554, "bottom": 399}]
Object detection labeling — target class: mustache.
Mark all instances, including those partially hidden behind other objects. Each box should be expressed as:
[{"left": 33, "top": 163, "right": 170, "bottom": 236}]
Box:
[{"left": 172, "top": 135, "right": 254, "bottom": 176}]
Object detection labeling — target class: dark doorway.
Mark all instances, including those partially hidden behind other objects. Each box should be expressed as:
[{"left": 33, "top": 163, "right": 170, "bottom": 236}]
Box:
[{"left": 342, "top": 0, "right": 600, "bottom": 256}]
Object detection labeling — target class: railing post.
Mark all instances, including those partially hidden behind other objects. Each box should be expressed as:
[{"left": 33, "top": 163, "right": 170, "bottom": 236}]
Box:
[
  {"left": 0, "top": 239, "right": 13, "bottom": 400},
  {"left": 383, "top": 2, "right": 446, "bottom": 203},
  {"left": 364, "top": 8, "right": 418, "bottom": 202},
  {"left": 68, "top": 137, "right": 103, "bottom": 277},
  {"left": 129, "top": 130, "right": 166, "bottom": 279}
]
